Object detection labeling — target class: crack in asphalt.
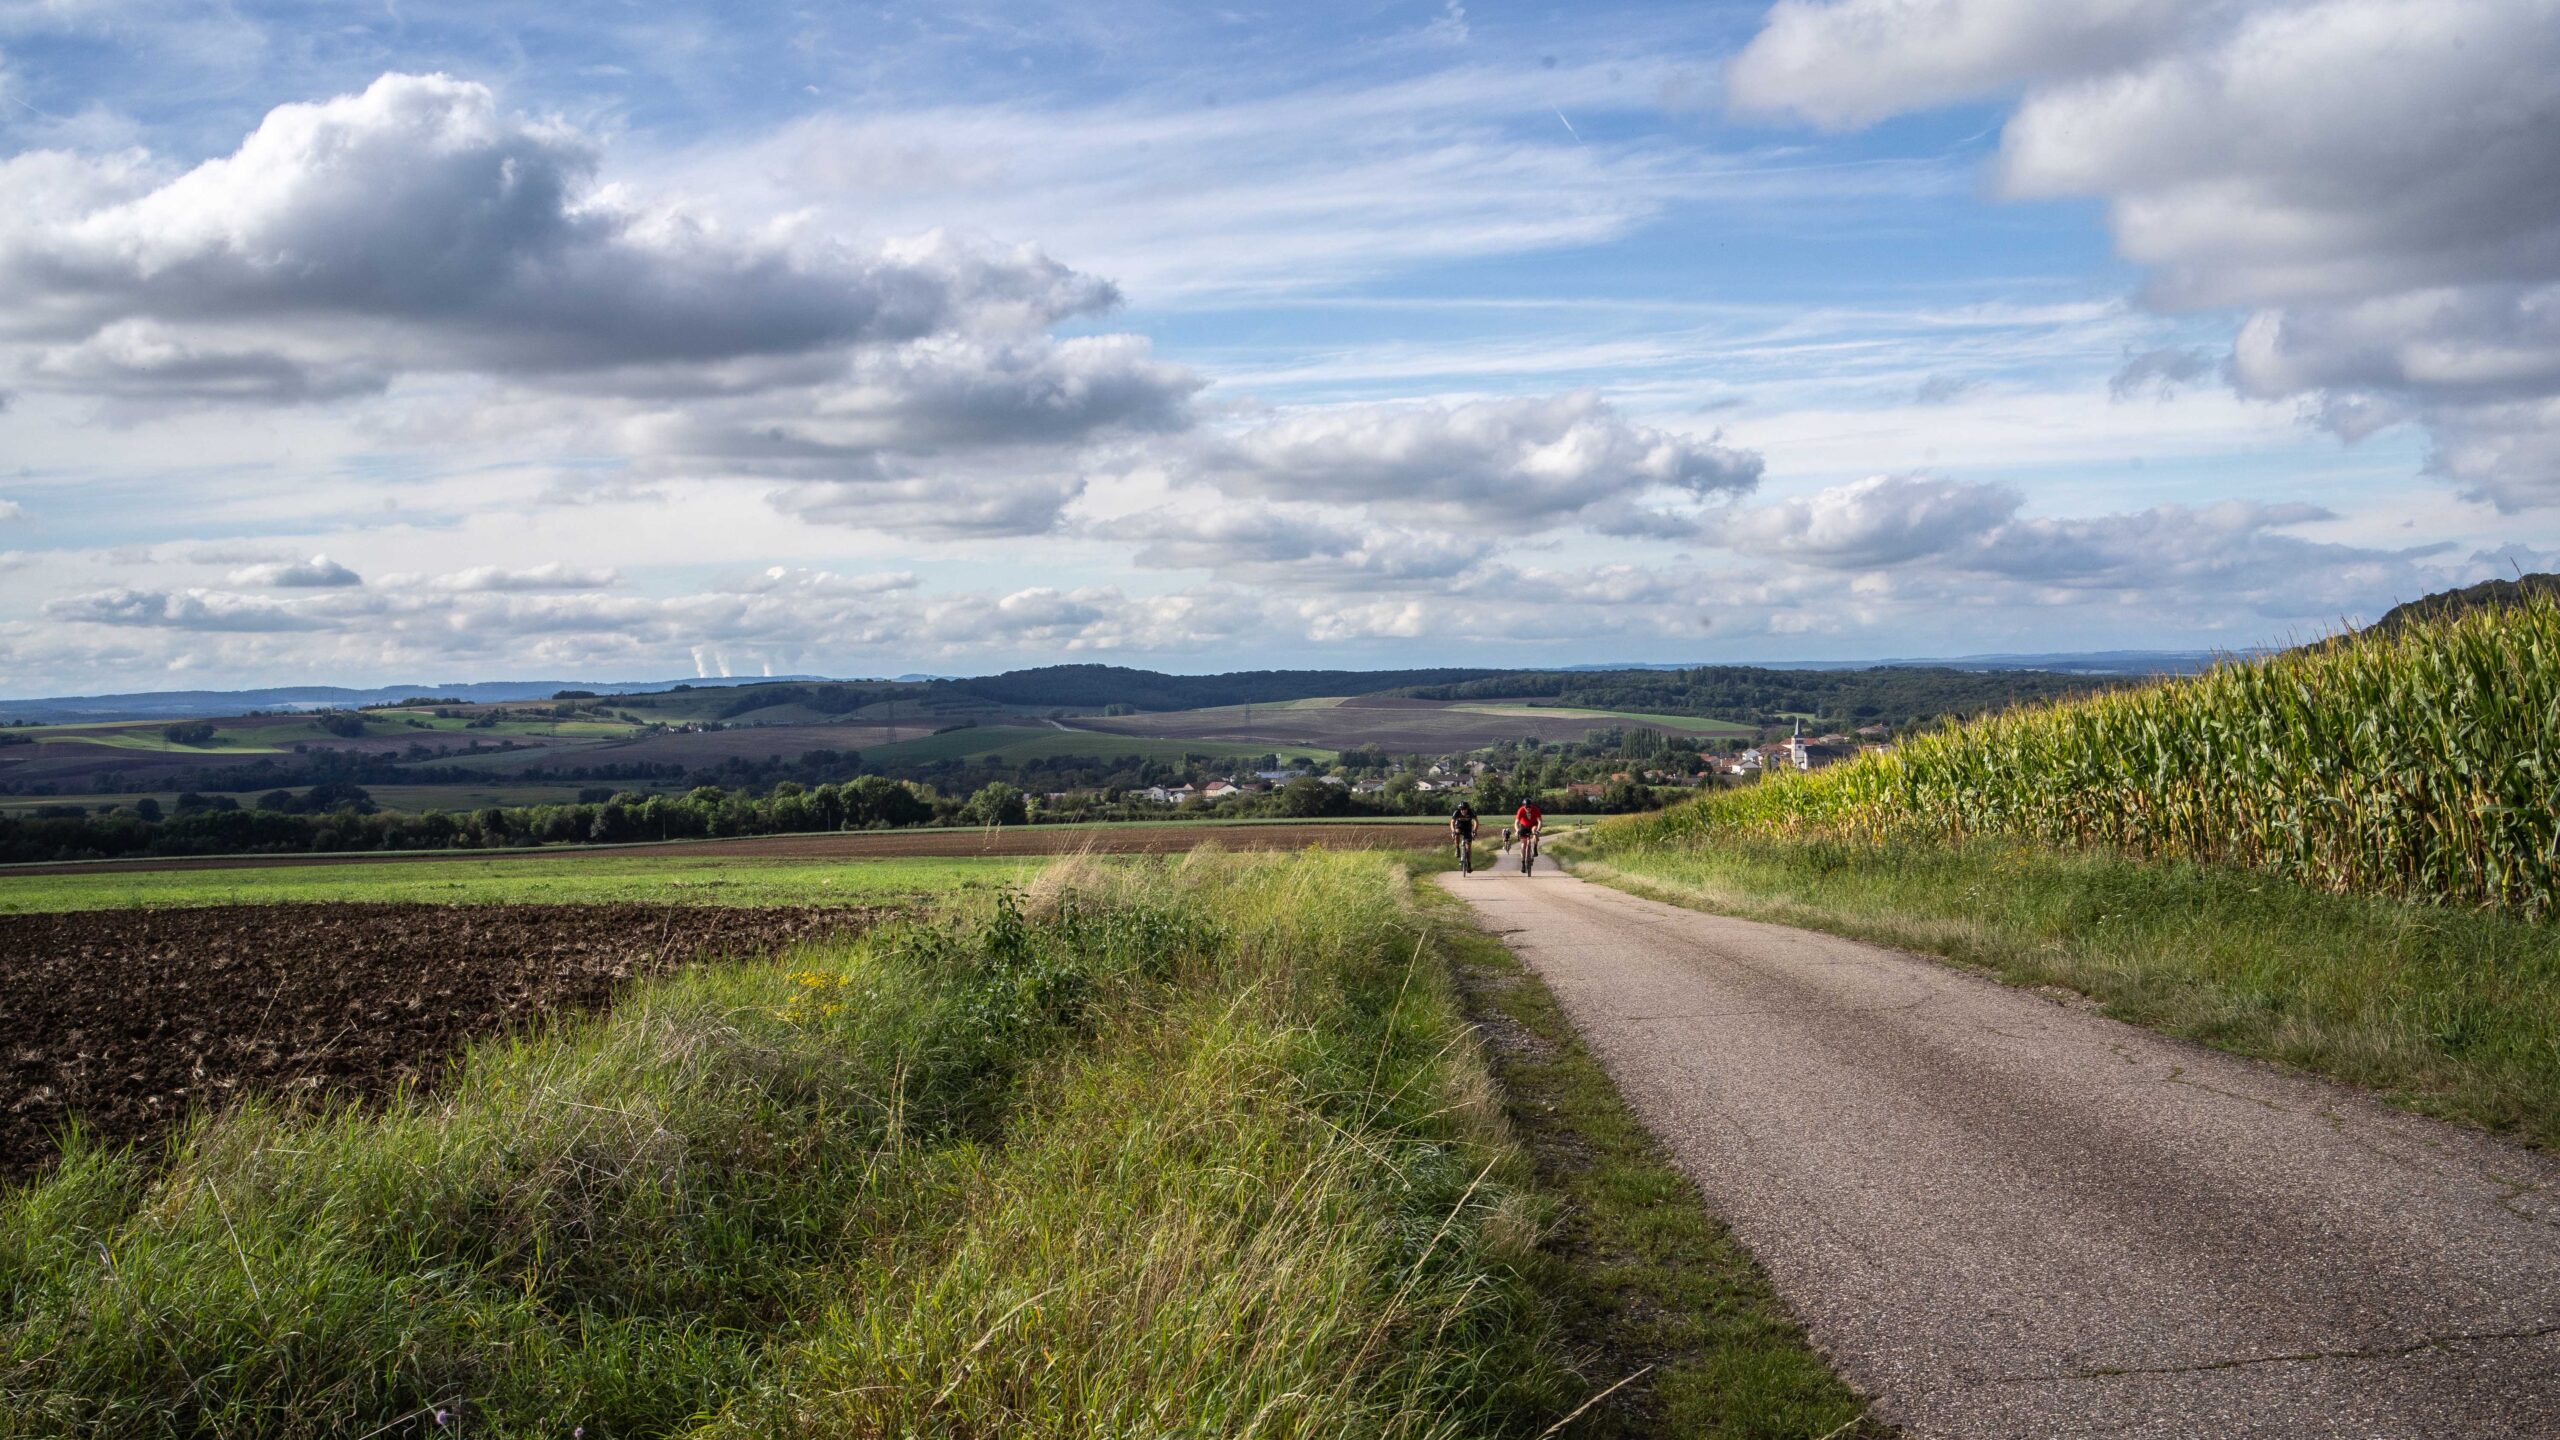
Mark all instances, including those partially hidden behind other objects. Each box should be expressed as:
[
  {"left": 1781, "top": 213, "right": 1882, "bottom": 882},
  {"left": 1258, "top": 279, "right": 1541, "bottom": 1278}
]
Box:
[
  {"left": 1993, "top": 1321, "right": 2560, "bottom": 1385},
  {"left": 2488, "top": 1173, "right": 2560, "bottom": 1231},
  {"left": 2160, "top": 1063, "right": 2290, "bottom": 1113}
]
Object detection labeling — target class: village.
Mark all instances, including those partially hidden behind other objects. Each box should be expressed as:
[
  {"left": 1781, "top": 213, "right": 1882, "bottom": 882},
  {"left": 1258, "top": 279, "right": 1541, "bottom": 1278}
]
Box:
[{"left": 1073, "top": 721, "right": 1899, "bottom": 819}]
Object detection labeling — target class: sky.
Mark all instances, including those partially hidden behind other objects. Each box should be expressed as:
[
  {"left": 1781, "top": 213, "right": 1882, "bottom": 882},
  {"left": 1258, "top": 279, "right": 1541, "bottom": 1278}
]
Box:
[{"left": 2, "top": 0, "right": 2557, "bottom": 694}]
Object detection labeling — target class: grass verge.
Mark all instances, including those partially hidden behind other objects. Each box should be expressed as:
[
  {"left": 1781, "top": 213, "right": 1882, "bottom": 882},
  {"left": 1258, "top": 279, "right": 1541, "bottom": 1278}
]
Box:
[
  {"left": 0, "top": 853, "right": 1044, "bottom": 913},
  {"left": 1412, "top": 875, "right": 1885, "bottom": 1438},
  {"left": 1573, "top": 838, "right": 2560, "bottom": 1150},
  {"left": 1, "top": 853, "right": 1574, "bottom": 1436}
]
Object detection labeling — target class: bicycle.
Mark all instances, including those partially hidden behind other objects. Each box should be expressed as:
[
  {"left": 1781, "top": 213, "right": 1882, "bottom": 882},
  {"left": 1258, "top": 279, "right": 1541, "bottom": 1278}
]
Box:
[
  {"left": 1454, "top": 832, "right": 1474, "bottom": 874},
  {"left": 1517, "top": 828, "right": 1540, "bottom": 875}
]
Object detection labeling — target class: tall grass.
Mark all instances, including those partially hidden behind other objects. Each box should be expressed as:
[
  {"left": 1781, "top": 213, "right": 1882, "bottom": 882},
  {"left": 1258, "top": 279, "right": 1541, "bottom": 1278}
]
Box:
[
  {"left": 0, "top": 853, "right": 1567, "bottom": 1437},
  {"left": 1601, "top": 595, "right": 2560, "bottom": 914}
]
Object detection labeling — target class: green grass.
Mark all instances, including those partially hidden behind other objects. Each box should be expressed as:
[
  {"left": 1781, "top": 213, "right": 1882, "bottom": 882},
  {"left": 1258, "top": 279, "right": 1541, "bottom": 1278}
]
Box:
[
  {"left": 0, "top": 853, "right": 1581, "bottom": 1437},
  {"left": 1574, "top": 837, "right": 2560, "bottom": 1151},
  {"left": 862, "top": 723, "right": 1334, "bottom": 766},
  {"left": 0, "top": 855, "right": 1043, "bottom": 914},
  {"left": 0, "top": 783, "right": 678, "bottom": 818},
  {"left": 30, "top": 731, "right": 283, "bottom": 755},
  {"left": 1415, "top": 876, "right": 1883, "bottom": 1438}
]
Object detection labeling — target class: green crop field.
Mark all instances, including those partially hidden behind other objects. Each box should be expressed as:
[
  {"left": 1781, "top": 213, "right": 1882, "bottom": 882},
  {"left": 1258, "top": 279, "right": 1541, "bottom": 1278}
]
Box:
[
  {"left": 32, "top": 730, "right": 284, "bottom": 755},
  {"left": 1606, "top": 594, "right": 2560, "bottom": 915},
  {"left": 860, "top": 723, "right": 1333, "bottom": 766},
  {"left": 0, "top": 853, "right": 1041, "bottom": 913}
]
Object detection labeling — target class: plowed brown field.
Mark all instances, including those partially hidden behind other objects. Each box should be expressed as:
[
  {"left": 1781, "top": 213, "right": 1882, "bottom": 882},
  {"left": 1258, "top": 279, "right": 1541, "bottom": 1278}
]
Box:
[
  {"left": 1, "top": 903, "right": 883, "bottom": 1177},
  {"left": 2, "top": 821, "right": 1447, "bottom": 877}
]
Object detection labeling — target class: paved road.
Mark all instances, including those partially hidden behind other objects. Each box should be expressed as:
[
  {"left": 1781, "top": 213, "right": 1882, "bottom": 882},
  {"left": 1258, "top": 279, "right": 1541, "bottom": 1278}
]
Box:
[{"left": 1439, "top": 866, "right": 2560, "bottom": 1439}]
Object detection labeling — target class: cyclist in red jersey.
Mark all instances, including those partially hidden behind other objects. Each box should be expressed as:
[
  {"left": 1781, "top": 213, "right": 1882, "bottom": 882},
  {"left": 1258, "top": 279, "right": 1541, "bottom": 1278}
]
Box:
[{"left": 1512, "top": 799, "right": 1546, "bottom": 873}]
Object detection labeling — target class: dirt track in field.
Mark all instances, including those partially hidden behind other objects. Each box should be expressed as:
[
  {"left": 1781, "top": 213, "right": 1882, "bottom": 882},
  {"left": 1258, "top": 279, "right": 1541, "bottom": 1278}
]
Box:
[
  {"left": 0, "top": 822, "right": 1448, "bottom": 878},
  {"left": 1, "top": 903, "right": 884, "bottom": 1177}
]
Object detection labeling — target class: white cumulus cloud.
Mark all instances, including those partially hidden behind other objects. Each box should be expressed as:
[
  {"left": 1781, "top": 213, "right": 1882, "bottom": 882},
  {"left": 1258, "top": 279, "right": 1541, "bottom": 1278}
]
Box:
[
  {"left": 226, "top": 554, "right": 363, "bottom": 588},
  {"left": 1728, "top": 0, "right": 2218, "bottom": 130},
  {"left": 1196, "top": 391, "right": 1762, "bottom": 532}
]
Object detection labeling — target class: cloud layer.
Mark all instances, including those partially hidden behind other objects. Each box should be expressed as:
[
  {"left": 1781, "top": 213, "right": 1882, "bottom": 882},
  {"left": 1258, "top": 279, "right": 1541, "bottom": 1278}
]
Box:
[
  {"left": 1732, "top": 0, "right": 2560, "bottom": 511},
  {"left": 3, "top": 10, "right": 2549, "bottom": 697}
]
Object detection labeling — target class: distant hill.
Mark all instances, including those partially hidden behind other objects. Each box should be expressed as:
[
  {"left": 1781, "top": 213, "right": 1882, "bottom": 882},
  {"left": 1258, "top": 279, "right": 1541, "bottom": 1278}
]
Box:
[
  {"left": 2366, "top": 574, "right": 2560, "bottom": 636},
  {"left": 941, "top": 664, "right": 1509, "bottom": 712},
  {"left": 1564, "top": 652, "right": 2234, "bottom": 675},
  {"left": 0, "top": 676, "right": 821, "bottom": 724},
  {"left": 1397, "top": 665, "right": 2136, "bottom": 727},
  {"left": 5, "top": 651, "right": 2224, "bottom": 726}
]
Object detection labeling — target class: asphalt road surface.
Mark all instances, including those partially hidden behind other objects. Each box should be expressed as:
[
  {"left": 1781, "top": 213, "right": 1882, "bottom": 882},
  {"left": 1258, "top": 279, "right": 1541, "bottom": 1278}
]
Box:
[{"left": 1439, "top": 865, "right": 2560, "bottom": 1439}]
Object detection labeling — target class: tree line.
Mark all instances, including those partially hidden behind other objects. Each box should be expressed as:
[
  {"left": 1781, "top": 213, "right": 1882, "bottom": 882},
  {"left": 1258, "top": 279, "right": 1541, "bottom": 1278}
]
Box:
[{"left": 0, "top": 778, "right": 957, "bottom": 864}]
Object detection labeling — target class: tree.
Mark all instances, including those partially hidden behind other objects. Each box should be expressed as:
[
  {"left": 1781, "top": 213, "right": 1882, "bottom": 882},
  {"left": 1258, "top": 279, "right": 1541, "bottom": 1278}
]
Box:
[
  {"left": 163, "top": 721, "right": 217, "bottom": 746},
  {"left": 1278, "top": 776, "right": 1346, "bottom": 818},
  {"left": 1600, "top": 778, "right": 1655, "bottom": 813},
  {"left": 963, "top": 782, "right": 1028, "bottom": 826},
  {"left": 302, "top": 780, "right": 376, "bottom": 814}
]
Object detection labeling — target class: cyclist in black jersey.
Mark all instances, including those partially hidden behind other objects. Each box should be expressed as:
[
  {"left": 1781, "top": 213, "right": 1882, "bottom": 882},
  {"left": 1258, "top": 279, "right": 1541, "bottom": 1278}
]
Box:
[{"left": 1449, "top": 802, "right": 1479, "bottom": 875}]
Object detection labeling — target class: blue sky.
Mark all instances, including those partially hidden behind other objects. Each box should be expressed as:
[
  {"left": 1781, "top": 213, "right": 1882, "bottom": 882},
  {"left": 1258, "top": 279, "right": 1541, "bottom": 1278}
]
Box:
[{"left": 2, "top": 0, "right": 2553, "bottom": 693}]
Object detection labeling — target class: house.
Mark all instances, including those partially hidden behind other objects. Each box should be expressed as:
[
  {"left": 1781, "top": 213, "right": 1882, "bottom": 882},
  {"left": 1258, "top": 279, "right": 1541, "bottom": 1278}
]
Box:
[
  {"left": 1352, "top": 778, "right": 1388, "bottom": 795},
  {"left": 1780, "top": 723, "right": 1854, "bottom": 772},
  {"left": 1201, "top": 778, "right": 1243, "bottom": 799}
]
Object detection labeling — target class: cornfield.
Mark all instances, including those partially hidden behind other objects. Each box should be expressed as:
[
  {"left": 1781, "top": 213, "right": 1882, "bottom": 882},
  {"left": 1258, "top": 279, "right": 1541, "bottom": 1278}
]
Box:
[{"left": 1597, "top": 594, "right": 2560, "bottom": 915}]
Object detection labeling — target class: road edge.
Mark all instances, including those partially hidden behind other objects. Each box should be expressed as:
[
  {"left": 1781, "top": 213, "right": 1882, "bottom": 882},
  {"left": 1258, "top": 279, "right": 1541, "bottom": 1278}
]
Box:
[{"left": 1413, "top": 872, "right": 1892, "bottom": 1438}]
